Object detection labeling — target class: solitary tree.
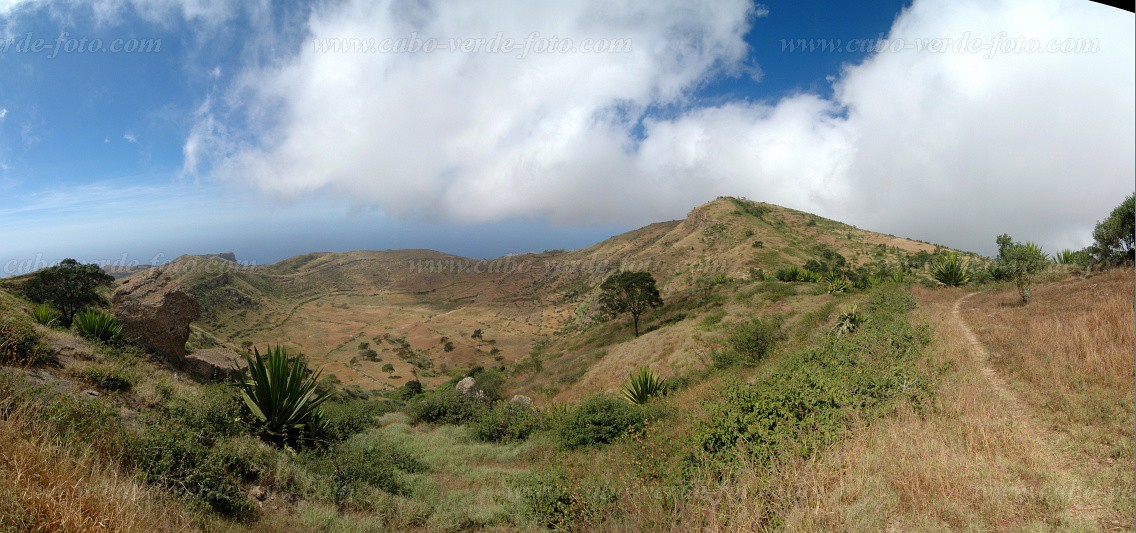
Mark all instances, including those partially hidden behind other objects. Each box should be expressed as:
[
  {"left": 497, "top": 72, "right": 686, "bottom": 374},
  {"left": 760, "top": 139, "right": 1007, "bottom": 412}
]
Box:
[
  {"left": 598, "top": 271, "right": 663, "bottom": 337},
  {"left": 995, "top": 235, "right": 1047, "bottom": 304},
  {"left": 22, "top": 259, "right": 115, "bottom": 327},
  {"left": 1090, "top": 194, "right": 1135, "bottom": 265}
]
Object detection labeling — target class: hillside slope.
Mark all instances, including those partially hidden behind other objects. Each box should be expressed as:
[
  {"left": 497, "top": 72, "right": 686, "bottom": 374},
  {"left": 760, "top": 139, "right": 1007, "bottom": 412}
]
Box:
[{"left": 158, "top": 197, "right": 950, "bottom": 391}]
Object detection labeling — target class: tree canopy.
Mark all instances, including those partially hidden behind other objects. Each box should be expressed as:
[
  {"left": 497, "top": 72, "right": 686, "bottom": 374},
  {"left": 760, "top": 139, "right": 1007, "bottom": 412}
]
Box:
[
  {"left": 1091, "top": 194, "right": 1135, "bottom": 265},
  {"left": 598, "top": 271, "right": 663, "bottom": 337},
  {"left": 22, "top": 258, "right": 115, "bottom": 327},
  {"left": 995, "top": 235, "right": 1047, "bottom": 303}
]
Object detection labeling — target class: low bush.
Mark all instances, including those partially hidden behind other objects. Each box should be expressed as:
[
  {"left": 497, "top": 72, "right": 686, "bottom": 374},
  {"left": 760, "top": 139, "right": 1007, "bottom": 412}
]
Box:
[
  {"left": 79, "top": 364, "right": 135, "bottom": 392},
  {"left": 711, "top": 317, "right": 784, "bottom": 368},
  {"left": 407, "top": 388, "right": 490, "bottom": 425},
  {"left": 0, "top": 314, "right": 48, "bottom": 366},
  {"left": 304, "top": 433, "right": 427, "bottom": 506},
  {"left": 318, "top": 398, "right": 397, "bottom": 443},
  {"left": 555, "top": 394, "right": 648, "bottom": 449},
  {"left": 519, "top": 467, "right": 619, "bottom": 530},
  {"left": 126, "top": 422, "right": 254, "bottom": 517},
  {"left": 124, "top": 386, "right": 257, "bottom": 517},
  {"left": 472, "top": 402, "right": 543, "bottom": 442}
]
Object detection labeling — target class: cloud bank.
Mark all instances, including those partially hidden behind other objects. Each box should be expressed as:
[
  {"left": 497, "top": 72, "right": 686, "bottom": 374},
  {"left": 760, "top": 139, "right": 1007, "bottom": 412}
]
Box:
[{"left": 187, "top": 0, "right": 1136, "bottom": 253}]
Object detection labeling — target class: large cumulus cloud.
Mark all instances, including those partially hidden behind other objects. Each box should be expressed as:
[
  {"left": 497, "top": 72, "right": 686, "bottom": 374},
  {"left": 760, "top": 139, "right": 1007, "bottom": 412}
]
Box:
[{"left": 187, "top": 0, "right": 1132, "bottom": 254}]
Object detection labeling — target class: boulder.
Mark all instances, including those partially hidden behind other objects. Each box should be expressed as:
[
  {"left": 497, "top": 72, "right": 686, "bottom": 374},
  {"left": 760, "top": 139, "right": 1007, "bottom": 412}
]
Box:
[
  {"left": 457, "top": 376, "right": 492, "bottom": 399},
  {"left": 112, "top": 270, "right": 199, "bottom": 364},
  {"left": 456, "top": 376, "right": 478, "bottom": 395},
  {"left": 184, "top": 348, "right": 248, "bottom": 382},
  {"left": 508, "top": 395, "right": 534, "bottom": 409}
]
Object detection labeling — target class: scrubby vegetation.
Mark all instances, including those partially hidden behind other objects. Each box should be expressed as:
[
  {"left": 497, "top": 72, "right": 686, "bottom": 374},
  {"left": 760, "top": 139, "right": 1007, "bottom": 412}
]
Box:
[
  {"left": 0, "top": 195, "right": 1129, "bottom": 530},
  {"left": 0, "top": 314, "right": 48, "bottom": 366}
]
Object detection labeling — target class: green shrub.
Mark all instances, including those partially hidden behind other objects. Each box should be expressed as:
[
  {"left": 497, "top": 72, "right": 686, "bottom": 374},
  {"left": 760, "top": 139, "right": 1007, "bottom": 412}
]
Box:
[
  {"left": 304, "top": 433, "right": 426, "bottom": 506},
  {"left": 29, "top": 303, "right": 61, "bottom": 327},
  {"left": 465, "top": 366, "right": 505, "bottom": 401},
  {"left": 519, "top": 467, "right": 617, "bottom": 530},
  {"left": 126, "top": 422, "right": 254, "bottom": 517},
  {"left": 72, "top": 309, "right": 122, "bottom": 342},
  {"left": 240, "top": 346, "right": 333, "bottom": 445},
  {"left": 698, "top": 286, "right": 932, "bottom": 466},
  {"left": 995, "top": 236, "right": 1048, "bottom": 303},
  {"left": 381, "top": 363, "right": 395, "bottom": 372},
  {"left": 124, "top": 385, "right": 256, "bottom": 516},
  {"left": 621, "top": 367, "right": 668, "bottom": 404},
  {"left": 318, "top": 398, "right": 396, "bottom": 443},
  {"left": 0, "top": 314, "right": 48, "bottom": 366},
  {"left": 712, "top": 317, "right": 784, "bottom": 368},
  {"left": 555, "top": 394, "right": 647, "bottom": 449},
  {"left": 395, "top": 379, "right": 423, "bottom": 401},
  {"left": 473, "top": 402, "right": 543, "bottom": 442},
  {"left": 80, "top": 364, "right": 134, "bottom": 391},
  {"left": 407, "top": 388, "right": 490, "bottom": 425}
]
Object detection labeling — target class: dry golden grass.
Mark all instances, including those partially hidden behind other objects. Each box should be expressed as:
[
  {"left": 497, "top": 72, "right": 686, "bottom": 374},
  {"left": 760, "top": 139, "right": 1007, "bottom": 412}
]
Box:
[
  {"left": 0, "top": 403, "right": 195, "bottom": 532},
  {"left": 645, "top": 278, "right": 1129, "bottom": 532},
  {"left": 961, "top": 268, "right": 1135, "bottom": 529}
]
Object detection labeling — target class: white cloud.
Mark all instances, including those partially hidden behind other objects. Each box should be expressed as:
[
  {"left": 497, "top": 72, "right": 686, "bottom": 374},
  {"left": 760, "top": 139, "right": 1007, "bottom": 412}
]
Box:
[
  {"left": 187, "top": 0, "right": 1132, "bottom": 255},
  {"left": 123, "top": 132, "right": 138, "bottom": 144},
  {"left": 0, "top": 0, "right": 241, "bottom": 25},
  {"left": 0, "top": 108, "right": 7, "bottom": 119}
]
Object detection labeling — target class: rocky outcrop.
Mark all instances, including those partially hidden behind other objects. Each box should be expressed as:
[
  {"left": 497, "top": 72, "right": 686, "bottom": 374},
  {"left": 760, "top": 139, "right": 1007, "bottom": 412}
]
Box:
[
  {"left": 456, "top": 376, "right": 487, "bottom": 399},
  {"left": 184, "top": 348, "right": 248, "bottom": 382},
  {"left": 508, "top": 395, "right": 534, "bottom": 408},
  {"left": 112, "top": 270, "right": 199, "bottom": 364}
]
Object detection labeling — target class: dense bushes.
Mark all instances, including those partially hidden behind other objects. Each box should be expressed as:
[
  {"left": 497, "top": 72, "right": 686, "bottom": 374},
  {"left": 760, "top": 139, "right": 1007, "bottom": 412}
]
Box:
[
  {"left": 698, "top": 285, "right": 933, "bottom": 465},
  {"left": 0, "top": 314, "right": 47, "bottom": 367},
  {"left": 407, "top": 387, "right": 490, "bottom": 425},
  {"left": 555, "top": 394, "right": 649, "bottom": 449},
  {"left": 304, "top": 433, "right": 427, "bottom": 506},
  {"left": 472, "top": 402, "right": 543, "bottom": 442},
  {"left": 318, "top": 398, "right": 397, "bottom": 443},
  {"left": 124, "top": 386, "right": 257, "bottom": 516}
]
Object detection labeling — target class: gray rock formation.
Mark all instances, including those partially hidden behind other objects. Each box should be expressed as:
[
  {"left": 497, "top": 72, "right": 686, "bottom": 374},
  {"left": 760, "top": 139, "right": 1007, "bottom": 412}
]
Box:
[
  {"left": 111, "top": 270, "right": 199, "bottom": 363},
  {"left": 184, "top": 347, "right": 248, "bottom": 382}
]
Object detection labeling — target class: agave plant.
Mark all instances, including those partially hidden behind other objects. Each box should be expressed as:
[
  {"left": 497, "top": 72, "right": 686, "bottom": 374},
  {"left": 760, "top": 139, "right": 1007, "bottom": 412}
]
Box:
[
  {"left": 621, "top": 367, "right": 668, "bottom": 405},
  {"left": 931, "top": 253, "right": 971, "bottom": 287},
  {"left": 1052, "top": 249, "right": 1091, "bottom": 268},
  {"left": 825, "top": 273, "right": 849, "bottom": 294},
  {"left": 888, "top": 270, "right": 907, "bottom": 284},
  {"left": 241, "top": 345, "right": 333, "bottom": 444},
  {"left": 29, "top": 303, "right": 62, "bottom": 327},
  {"left": 72, "top": 309, "right": 122, "bottom": 342},
  {"left": 833, "top": 305, "right": 867, "bottom": 337}
]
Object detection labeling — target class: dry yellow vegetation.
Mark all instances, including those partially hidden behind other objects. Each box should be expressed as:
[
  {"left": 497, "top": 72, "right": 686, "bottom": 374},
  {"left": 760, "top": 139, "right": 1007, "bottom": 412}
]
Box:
[{"left": 0, "top": 403, "right": 194, "bottom": 532}]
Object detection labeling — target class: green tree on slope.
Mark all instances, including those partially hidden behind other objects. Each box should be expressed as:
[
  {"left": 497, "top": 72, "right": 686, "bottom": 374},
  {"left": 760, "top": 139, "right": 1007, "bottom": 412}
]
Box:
[{"left": 598, "top": 271, "right": 663, "bottom": 337}]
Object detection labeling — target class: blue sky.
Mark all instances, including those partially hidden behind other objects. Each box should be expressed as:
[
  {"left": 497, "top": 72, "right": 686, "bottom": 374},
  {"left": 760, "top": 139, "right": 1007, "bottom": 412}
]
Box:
[{"left": 0, "top": 0, "right": 1132, "bottom": 274}]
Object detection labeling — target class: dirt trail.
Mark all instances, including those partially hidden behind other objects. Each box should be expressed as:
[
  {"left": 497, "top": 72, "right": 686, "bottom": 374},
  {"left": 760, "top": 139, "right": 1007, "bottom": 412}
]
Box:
[{"left": 952, "top": 292, "right": 1108, "bottom": 525}]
